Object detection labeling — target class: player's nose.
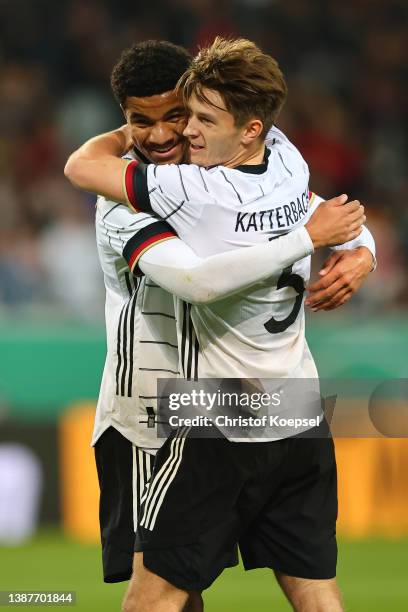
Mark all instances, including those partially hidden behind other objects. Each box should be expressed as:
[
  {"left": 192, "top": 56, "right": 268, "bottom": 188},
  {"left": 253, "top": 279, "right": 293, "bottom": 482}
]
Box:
[
  {"left": 183, "top": 117, "right": 199, "bottom": 139},
  {"left": 147, "top": 123, "right": 175, "bottom": 145}
]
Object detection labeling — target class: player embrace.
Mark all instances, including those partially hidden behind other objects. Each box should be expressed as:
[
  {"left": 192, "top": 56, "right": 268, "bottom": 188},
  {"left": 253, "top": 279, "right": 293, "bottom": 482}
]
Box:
[{"left": 66, "top": 37, "right": 375, "bottom": 612}]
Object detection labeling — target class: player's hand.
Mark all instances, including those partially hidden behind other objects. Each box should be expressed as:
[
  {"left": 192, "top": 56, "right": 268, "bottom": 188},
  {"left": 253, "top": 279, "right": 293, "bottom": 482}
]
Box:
[
  {"left": 305, "top": 195, "right": 366, "bottom": 248},
  {"left": 305, "top": 247, "right": 374, "bottom": 311}
]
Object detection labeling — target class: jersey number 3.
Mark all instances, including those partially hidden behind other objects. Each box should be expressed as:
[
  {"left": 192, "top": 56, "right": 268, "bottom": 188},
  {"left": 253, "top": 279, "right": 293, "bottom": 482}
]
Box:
[{"left": 264, "top": 266, "right": 305, "bottom": 334}]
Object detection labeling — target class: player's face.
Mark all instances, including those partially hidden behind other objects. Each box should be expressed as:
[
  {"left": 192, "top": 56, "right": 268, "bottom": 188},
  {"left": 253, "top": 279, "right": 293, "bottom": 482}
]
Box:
[
  {"left": 123, "top": 91, "right": 188, "bottom": 164},
  {"left": 183, "top": 89, "right": 245, "bottom": 167}
]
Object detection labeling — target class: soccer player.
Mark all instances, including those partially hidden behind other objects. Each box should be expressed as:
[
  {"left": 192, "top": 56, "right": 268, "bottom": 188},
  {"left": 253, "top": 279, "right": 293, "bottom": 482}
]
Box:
[
  {"left": 92, "top": 40, "right": 357, "bottom": 595},
  {"left": 66, "top": 39, "right": 375, "bottom": 612},
  {"left": 93, "top": 40, "right": 362, "bottom": 595},
  {"left": 91, "top": 42, "right": 191, "bottom": 589}
]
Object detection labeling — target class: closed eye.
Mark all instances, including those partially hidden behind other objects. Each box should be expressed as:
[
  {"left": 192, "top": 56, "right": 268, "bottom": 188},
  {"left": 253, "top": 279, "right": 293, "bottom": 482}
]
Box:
[
  {"left": 198, "top": 116, "right": 214, "bottom": 125},
  {"left": 166, "top": 112, "right": 187, "bottom": 122},
  {"left": 129, "top": 115, "right": 153, "bottom": 127}
]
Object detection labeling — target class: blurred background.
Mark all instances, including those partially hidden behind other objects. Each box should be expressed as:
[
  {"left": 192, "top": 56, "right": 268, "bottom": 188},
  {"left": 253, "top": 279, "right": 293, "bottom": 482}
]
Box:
[{"left": 0, "top": 0, "right": 407, "bottom": 610}]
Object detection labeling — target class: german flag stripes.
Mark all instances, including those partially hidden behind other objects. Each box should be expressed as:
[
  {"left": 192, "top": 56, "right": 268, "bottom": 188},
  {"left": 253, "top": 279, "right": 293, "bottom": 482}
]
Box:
[
  {"left": 122, "top": 221, "right": 176, "bottom": 275},
  {"left": 124, "top": 160, "right": 151, "bottom": 213}
]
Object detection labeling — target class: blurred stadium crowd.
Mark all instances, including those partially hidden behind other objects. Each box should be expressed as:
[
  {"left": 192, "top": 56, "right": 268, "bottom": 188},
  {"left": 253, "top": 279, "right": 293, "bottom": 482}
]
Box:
[{"left": 0, "top": 0, "right": 407, "bottom": 319}]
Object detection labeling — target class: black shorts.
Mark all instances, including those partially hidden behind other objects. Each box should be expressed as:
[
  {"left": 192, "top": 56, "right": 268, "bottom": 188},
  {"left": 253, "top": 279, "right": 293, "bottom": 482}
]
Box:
[
  {"left": 94, "top": 427, "right": 155, "bottom": 583},
  {"left": 135, "top": 423, "right": 338, "bottom": 592}
]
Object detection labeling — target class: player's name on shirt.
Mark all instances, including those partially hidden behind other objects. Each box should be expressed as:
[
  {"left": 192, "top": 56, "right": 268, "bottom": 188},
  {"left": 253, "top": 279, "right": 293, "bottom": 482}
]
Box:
[{"left": 234, "top": 188, "right": 309, "bottom": 233}]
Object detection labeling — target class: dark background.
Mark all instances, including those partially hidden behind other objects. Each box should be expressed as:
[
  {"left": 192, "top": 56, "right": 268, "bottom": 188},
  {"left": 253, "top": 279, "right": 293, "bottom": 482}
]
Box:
[
  {"left": 0, "top": 4, "right": 407, "bottom": 610},
  {"left": 0, "top": 0, "right": 407, "bottom": 317}
]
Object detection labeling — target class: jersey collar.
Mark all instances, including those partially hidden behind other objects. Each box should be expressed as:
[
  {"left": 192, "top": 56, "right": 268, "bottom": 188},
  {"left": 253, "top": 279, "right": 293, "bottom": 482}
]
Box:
[
  {"left": 234, "top": 147, "right": 270, "bottom": 175},
  {"left": 135, "top": 144, "right": 271, "bottom": 173}
]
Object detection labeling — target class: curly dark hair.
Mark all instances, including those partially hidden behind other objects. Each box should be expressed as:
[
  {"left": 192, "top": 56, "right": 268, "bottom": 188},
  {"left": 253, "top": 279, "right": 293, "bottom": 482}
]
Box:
[{"left": 111, "top": 40, "right": 192, "bottom": 107}]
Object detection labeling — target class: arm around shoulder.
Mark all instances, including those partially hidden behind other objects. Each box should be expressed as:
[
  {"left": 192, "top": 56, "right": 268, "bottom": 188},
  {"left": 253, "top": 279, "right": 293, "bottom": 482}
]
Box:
[{"left": 64, "top": 127, "right": 132, "bottom": 203}]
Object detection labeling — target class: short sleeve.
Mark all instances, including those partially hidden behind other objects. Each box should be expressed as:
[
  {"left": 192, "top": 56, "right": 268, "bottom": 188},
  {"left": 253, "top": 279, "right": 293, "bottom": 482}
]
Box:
[
  {"left": 96, "top": 197, "right": 177, "bottom": 275},
  {"left": 124, "top": 161, "right": 213, "bottom": 236}
]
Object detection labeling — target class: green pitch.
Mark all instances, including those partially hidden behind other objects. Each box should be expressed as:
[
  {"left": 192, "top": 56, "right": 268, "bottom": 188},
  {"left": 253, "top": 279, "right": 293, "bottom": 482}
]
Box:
[{"left": 0, "top": 531, "right": 407, "bottom": 611}]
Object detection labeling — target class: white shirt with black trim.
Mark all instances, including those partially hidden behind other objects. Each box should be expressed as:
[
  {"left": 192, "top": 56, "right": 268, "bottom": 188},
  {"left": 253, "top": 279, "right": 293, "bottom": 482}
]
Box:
[
  {"left": 93, "top": 154, "right": 179, "bottom": 452},
  {"left": 126, "top": 127, "right": 317, "bottom": 383}
]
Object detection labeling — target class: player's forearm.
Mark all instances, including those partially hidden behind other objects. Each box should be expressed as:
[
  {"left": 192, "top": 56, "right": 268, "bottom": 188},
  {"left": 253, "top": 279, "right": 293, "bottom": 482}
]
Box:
[
  {"left": 313, "top": 193, "right": 376, "bottom": 268},
  {"left": 138, "top": 228, "right": 313, "bottom": 305},
  {"left": 64, "top": 128, "right": 130, "bottom": 202},
  {"left": 331, "top": 225, "right": 376, "bottom": 269}
]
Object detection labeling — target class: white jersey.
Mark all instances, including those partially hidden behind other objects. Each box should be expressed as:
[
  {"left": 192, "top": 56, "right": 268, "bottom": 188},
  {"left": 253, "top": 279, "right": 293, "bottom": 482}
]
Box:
[
  {"left": 125, "top": 127, "right": 318, "bottom": 386},
  {"left": 92, "top": 154, "right": 179, "bottom": 451}
]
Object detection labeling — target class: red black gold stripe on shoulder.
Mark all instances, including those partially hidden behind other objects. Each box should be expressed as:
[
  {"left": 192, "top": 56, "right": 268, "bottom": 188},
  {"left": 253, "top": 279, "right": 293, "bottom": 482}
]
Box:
[
  {"left": 123, "top": 221, "right": 177, "bottom": 276},
  {"left": 308, "top": 191, "right": 316, "bottom": 206},
  {"left": 124, "top": 160, "right": 152, "bottom": 213}
]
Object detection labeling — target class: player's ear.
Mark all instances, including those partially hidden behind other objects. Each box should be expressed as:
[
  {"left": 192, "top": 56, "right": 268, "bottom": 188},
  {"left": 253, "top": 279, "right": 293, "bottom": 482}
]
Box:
[{"left": 241, "top": 119, "right": 263, "bottom": 145}]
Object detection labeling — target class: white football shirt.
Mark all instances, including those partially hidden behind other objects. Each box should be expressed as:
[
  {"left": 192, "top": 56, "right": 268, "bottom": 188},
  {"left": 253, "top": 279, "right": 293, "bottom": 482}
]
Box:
[
  {"left": 93, "top": 153, "right": 179, "bottom": 451},
  {"left": 125, "top": 127, "right": 318, "bottom": 384}
]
